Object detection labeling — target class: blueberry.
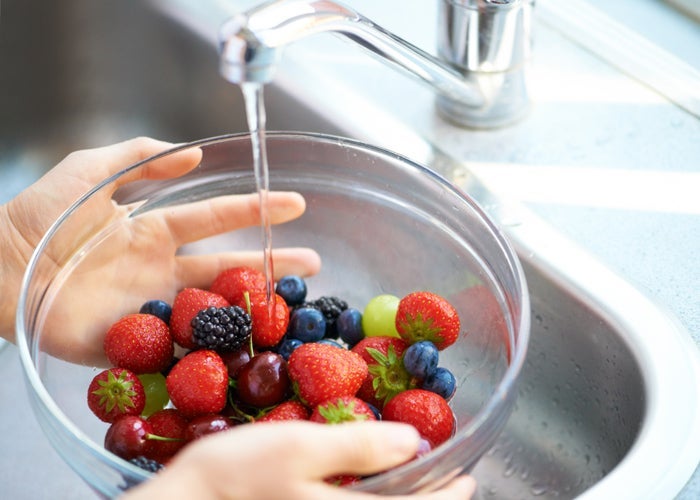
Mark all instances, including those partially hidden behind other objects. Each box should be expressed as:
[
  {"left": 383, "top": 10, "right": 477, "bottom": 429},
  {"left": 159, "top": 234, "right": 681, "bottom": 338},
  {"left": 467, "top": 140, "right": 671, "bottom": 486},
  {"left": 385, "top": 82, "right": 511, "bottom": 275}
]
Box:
[
  {"left": 139, "top": 299, "right": 172, "bottom": 324},
  {"left": 422, "top": 367, "right": 457, "bottom": 400},
  {"left": 275, "top": 275, "right": 307, "bottom": 306},
  {"left": 336, "top": 308, "right": 364, "bottom": 347},
  {"left": 288, "top": 307, "right": 326, "bottom": 343},
  {"left": 277, "top": 337, "right": 304, "bottom": 360},
  {"left": 366, "top": 402, "right": 382, "bottom": 420},
  {"left": 402, "top": 341, "right": 439, "bottom": 380}
]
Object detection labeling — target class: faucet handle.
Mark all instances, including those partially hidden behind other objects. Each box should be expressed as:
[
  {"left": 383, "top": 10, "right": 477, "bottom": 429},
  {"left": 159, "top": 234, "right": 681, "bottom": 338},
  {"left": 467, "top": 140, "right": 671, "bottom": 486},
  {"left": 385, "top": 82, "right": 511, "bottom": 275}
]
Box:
[{"left": 436, "top": 0, "right": 534, "bottom": 128}]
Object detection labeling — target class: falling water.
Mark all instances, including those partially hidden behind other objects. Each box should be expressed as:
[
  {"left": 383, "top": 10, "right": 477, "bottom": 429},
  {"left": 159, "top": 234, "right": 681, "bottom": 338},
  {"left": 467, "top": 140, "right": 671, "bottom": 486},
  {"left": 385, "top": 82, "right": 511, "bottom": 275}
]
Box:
[{"left": 241, "top": 82, "right": 275, "bottom": 306}]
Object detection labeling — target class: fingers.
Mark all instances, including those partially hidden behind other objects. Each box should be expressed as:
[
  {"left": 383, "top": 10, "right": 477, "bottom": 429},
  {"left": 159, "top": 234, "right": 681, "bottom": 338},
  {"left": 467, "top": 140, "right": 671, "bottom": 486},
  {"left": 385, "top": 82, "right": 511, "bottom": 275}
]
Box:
[
  {"left": 307, "top": 475, "right": 476, "bottom": 500},
  {"left": 161, "top": 192, "right": 306, "bottom": 246},
  {"left": 54, "top": 137, "right": 202, "bottom": 189},
  {"left": 287, "top": 421, "right": 422, "bottom": 478},
  {"left": 176, "top": 248, "right": 322, "bottom": 290}
]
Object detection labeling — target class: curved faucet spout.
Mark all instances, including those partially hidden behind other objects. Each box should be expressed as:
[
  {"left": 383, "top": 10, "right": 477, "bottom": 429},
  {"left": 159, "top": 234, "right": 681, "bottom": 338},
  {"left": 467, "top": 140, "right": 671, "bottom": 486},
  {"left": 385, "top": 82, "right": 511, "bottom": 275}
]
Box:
[{"left": 219, "top": 0, "right": 533, "bottom": 128}]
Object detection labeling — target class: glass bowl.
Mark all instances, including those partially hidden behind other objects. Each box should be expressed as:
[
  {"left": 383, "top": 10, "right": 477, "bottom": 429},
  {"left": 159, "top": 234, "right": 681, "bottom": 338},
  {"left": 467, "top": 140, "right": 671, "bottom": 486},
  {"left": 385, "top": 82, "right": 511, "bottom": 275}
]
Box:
[{"left": 17, "top": 132, "right": 530, "bottom": 496}]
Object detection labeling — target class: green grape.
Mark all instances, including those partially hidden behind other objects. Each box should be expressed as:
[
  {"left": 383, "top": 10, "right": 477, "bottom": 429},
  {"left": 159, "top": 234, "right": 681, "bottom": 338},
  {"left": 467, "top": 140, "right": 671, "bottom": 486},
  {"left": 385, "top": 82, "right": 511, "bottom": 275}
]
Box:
[
  {"left": 362, "top": 294, "right": 400, "bottom": 338},
  {"left": 138, "top": 372, "right": 169, "bottom": 417}
]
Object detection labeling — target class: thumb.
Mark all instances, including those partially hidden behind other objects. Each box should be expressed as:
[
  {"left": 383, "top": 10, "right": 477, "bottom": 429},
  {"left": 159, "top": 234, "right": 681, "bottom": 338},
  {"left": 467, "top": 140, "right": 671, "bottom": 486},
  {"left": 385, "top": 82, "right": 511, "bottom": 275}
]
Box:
[{"left": 293, "top": 421, "right": 421, "bottom": 478}]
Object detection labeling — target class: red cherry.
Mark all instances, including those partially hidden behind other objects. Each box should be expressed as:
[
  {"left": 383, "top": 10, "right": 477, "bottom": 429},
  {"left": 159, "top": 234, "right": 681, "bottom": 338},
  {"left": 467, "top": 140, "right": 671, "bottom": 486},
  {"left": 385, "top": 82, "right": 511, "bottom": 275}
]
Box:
[
  {"left": 221, "top": 348, "right": 252, "bottom": 379},
  {"left": 236, "top": 352, "right": 290, "bottom": 407},
  {"left": 104, "top": 415, "right": 154, "bottom": 460},
  {"left": 185, "top": 414, "right": 234, "bottom": 441}
]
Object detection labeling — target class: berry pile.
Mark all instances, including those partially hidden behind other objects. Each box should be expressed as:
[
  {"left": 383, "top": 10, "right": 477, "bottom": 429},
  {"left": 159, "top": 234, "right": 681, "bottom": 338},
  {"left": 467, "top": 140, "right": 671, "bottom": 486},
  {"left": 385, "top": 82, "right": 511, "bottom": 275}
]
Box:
[{"left": 87, "top": 266, "right": 462, "bottom": 484}]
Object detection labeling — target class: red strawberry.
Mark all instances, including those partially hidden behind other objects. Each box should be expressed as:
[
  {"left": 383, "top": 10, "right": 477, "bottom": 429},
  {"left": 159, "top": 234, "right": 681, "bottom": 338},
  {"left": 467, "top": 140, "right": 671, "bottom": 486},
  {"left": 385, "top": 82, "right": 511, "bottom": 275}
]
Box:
[
  {"left": 166, "top": 350, "right": 228, "bottom": 418},
  {"left": 210, "top": 266, "right": 267, "bottom": 305},
  {"left": 325, "top": 474, "right": 362, "bottom": 486},
  {"left": 169, "top": 288, "right": 229, "bottom": 349},
  {"left": 395, "top": 291, "right": 460, "bottom": 350},
  {"left": 145, "top": 408, "right": 188, "bottom": 463},
  {"left": 382, "top": 389, "right": 455, "bottom": 448},
  {"left": 238, "top": 291, "right": 289, "bottom": 348},
  {"left": 351, "top": 336, "right": 413, "bottom": 408},
  {"left": 87, "top": 368, "right": 146, "bottom": 423},
  {"left": 104, "top": 314, "right": 174, "bottom": 374},
  {"left": 310, "top": 396, "right": 377, "bottom": 424},
  {"left": 256, "top": 400, "right": 310, "bottom": 422},
  {"left": 287, "top": 343, "right": 368, "bottom": 408}
]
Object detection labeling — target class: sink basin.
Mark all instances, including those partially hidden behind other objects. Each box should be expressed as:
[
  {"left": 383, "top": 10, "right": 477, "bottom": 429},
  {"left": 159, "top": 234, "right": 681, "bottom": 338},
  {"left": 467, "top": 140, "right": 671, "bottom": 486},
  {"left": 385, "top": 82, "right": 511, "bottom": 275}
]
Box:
[{"left": 2, "top": 1, "right": 699, "bottom": 499}]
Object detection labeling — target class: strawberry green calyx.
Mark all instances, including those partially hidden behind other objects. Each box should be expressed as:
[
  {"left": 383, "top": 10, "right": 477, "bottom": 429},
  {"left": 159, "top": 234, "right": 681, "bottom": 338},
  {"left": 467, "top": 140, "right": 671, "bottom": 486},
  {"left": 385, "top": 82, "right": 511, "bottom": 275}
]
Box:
[
  {"left": 396, "top": 312, "right": 444, "bottom": 345},
  {"left": 318, "top": 399, "right": 369, "bottom": 424},
  {"left": 93, "top": 370, "right": 139, "bottom": 414},
  {"left": 366, "top": 345, "right": 415, "bottom": 406}
]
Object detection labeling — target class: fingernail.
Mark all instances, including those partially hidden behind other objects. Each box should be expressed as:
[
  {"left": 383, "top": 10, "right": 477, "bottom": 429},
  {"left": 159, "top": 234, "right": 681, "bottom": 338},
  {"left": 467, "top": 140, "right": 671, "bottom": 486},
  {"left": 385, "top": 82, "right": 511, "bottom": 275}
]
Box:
[{"left": 383, "top": 423, "right": 421, "bottom": 454}]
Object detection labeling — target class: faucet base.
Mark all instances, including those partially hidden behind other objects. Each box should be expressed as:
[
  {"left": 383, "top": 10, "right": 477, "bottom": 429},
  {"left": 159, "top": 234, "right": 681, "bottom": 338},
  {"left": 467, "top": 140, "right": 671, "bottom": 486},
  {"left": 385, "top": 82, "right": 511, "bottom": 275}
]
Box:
[{"left": 436, "top": 68, "right": 531, "bottom": 129}]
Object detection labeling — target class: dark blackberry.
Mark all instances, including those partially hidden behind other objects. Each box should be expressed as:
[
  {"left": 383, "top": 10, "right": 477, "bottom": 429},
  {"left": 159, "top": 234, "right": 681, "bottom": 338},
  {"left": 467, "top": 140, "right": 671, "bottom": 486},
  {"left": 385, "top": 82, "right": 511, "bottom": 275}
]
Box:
[
  {"left": 191, "top": 306, "right": 252, "bottom": 351},
  {"left": 296, "top": 296, "right": 348, "bottom": 339},
  {"left": 129, "top": 456, "right": 165, "bottom": 473}
]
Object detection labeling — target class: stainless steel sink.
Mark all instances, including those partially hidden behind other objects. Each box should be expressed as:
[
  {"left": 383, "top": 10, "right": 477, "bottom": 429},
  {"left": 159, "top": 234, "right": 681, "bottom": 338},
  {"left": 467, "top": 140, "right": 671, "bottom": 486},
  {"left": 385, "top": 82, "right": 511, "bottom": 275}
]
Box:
[{"left": 1, "top": 1, "right": 699, "bottom": 499}]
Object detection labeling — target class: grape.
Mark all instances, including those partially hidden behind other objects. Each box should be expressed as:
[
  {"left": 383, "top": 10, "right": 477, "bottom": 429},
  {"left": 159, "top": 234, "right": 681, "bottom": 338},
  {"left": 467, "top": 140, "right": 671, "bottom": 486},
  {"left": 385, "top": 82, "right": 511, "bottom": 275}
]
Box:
[
  {"left": 362, "top": 294, "right": 400, "bottom": 338},
  {"left": 138, "top": 372, "right": 169, "bottom": 417}
]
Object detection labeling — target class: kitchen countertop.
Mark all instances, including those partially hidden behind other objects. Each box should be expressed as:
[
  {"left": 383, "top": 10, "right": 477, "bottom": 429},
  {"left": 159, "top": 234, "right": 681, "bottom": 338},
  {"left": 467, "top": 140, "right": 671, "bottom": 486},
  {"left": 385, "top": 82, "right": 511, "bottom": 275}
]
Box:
[{"left": 1, "top": 0, "right": 698, "bottom": 498}]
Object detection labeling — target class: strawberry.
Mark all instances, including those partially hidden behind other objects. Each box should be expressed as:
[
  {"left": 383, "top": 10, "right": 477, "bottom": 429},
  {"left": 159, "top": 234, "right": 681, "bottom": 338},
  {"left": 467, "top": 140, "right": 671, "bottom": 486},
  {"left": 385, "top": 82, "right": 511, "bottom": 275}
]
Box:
[
  {"left": 104, "top": 314, "right": 174, "bottom": 374},
  {"left": 238, "top": 291, "right": 289, "bottom": 348},
  {"left": 145, "top": 408, "right": 188, "bottom": 463},
  {"left": 310, "top": 396, "right": 377, "bottom": 424},
  {"left": 382, "top": 389, "right": 455, "bottom": 448},
  {"left": 287, "top": 342, "right": 368, "bottom": 408},
  {"left": 256, "top": 400, "right": 310, "bottom": 422},
  {"left": 325, "top": 474, "right": 362, "bottom": 487},
  {"left": 210, "top": 266, "right": 267, "bottom": 305},
  {"left": 351, "top": 336, "right": 414, "bottom": 408},
  {"left": 87, "top": 368, "right": 146, "bottom": 423},
  {"left": 166, "top": 349, "right": 228, "bottom": 418},
  {"left": 169, "top": 288, "right": 230, "bottom": 349},
  {"left": 395, "top": 291, "right": 460, "bottom": 350}
]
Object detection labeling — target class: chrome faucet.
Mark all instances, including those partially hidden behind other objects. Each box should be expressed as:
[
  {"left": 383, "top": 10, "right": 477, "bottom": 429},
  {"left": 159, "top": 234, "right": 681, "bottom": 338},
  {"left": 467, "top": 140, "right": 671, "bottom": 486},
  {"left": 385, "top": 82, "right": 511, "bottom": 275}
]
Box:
[{"left": 219, "top": 0, "right": 533, "bottom": 128}]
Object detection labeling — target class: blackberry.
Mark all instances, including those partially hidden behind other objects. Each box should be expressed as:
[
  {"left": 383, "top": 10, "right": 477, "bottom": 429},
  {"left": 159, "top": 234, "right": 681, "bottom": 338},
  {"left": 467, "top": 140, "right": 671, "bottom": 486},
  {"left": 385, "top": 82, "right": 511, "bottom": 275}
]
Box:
[
  {"left": 296, "top": 296, "right": 348, "bottom": 339},
  {"left": 191, "top": 306, "right": 252, "bottom": 351},
  {"left": 129, "top": 456, "right": 165, "bottom": 473}
]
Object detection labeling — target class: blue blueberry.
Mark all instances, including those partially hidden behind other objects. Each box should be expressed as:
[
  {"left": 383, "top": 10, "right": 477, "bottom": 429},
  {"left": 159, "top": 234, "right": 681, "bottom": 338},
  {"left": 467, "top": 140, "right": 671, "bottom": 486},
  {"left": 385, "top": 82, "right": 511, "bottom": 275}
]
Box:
[
  {"left": 402, "top": 340, "right": 439, "bottom": 380},
  {"left": 288, "top": 307, "right": 326, "bottom": 343},
  {"left": 277, "top": 337, "right": 304, "bottom": 360},
  {"left": 139, "top": 299, "right": 172, "bottom": 324},
  {"left": 336, "top": 308, "right": 364, "bottom": 347},
  {"left": 422, "top": 367, "right": 457, "bottom": 400},
  {"left": 275, "top": 275, "right": 307, "bottom": 306},
  {"left": 366, "top": 403, "right": 382, "bottom": 420}
]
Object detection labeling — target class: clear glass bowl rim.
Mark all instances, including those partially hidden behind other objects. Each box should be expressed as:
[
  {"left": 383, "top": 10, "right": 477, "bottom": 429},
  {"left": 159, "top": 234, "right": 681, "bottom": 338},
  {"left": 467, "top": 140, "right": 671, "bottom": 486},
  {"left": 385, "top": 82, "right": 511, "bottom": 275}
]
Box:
[{"left": 16, "top": 131, "right": 531, "bottom": 492}]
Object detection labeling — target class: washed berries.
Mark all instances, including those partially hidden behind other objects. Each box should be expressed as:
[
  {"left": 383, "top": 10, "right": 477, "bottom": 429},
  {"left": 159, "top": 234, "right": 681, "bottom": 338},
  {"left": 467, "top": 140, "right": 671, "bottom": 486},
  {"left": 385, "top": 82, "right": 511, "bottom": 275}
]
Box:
[
  {"left": 191, "top": 306, "right": 252, "bottom": 351},
  {"left": 89, "top": 267, "right": 467, "bottom": 485}
]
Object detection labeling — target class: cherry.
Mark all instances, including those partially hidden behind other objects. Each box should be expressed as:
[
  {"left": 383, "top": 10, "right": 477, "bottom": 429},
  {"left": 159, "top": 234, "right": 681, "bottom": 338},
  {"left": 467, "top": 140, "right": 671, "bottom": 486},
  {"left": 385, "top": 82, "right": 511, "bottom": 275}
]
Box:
[
  {"left": 185, "top": 414, "right": 234, "bottom": 441},
  {"left": 221, "top": 348, "right": 252, "bottom": 379},
  {"left": 236, "top": 351, "right": 290, "bottom": 407},
  {"left": 104, "top": 415, "right": 154, "bottom": 460}
]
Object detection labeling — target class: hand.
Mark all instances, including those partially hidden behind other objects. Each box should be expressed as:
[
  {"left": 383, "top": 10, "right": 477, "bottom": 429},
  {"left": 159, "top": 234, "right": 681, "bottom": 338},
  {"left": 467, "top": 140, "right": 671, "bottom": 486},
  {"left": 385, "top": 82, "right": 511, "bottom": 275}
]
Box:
[
  {"left": 1, "top": 137, "right": 320, "bottom": 365},
  {"left": 123, "top": 421, "right": 476, "bottom": 500}
]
